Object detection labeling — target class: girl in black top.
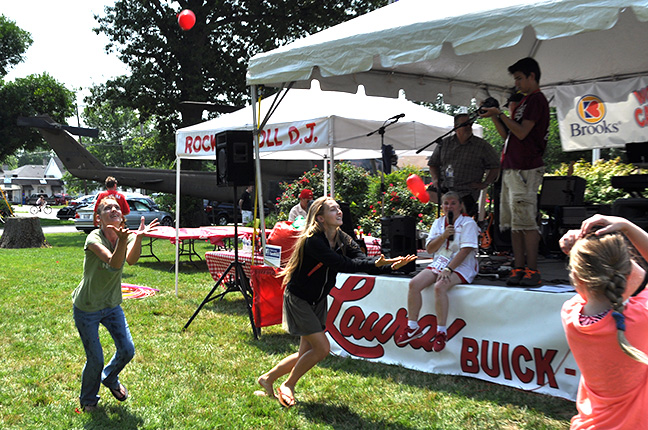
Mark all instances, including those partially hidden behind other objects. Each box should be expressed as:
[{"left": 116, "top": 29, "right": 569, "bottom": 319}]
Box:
[{"left": 256, "top": 197, "right": 416, "bottom": 407}]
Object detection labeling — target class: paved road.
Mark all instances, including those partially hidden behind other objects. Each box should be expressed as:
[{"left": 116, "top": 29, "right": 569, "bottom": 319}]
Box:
[{"left": 1, "top": 206, "right": 79, "bottom": 235}]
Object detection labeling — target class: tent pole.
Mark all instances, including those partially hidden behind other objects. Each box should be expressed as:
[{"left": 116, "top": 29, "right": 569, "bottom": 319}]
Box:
[
  {"left": 251, "top": 85, "right": 267, "bottom": 250},
  {"left": 329, "top": 146, "right": 335, "bottom": 197},
  {"left": 592, "top": 148, "right": 601, "bottom": 163},
  {"left": 323, "top": 154, "right": 328, "bottom": 196},
  {"left": 175, "top": 156, "right": 180, "bottom": 297}
]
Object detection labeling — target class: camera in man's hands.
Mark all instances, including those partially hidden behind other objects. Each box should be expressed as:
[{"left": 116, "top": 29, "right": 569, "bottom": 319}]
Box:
[{"left": 478, "top": 97, "right": 500, "bottom": 115}]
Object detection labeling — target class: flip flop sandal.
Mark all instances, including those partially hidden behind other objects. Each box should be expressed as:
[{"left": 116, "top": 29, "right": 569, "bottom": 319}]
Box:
[
  {"left": 276, "top": 387, "right": 295, "bottom": 408},
  {"left": 109, "top": 383, "right": 128, "bottom": 401}
]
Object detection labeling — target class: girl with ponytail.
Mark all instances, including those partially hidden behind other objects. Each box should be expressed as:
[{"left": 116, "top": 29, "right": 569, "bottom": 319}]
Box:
[{"left": 560, "top": 215, "right": 648, "bottom": 429}]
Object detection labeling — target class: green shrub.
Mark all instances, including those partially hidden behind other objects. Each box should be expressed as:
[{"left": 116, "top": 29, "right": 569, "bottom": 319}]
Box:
[{"left": 548, "top": 158, "right": 635, "bottom": 205}]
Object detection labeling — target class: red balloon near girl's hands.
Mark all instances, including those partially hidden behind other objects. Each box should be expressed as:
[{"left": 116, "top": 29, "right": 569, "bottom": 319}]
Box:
[
  {"left": 406, "top": 174, "right": 430, "bottom": 203},
  {"left": 178, "top": 9, "right": 196, "bottom": 31}
]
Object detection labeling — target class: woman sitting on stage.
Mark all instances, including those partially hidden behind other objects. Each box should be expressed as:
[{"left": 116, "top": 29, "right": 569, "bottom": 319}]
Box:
[
  {"left": 256, "top": 196, "right": 416, "bottom": 408},
  {"left": 395, "top": 191, "right": 479, "bottom": 351},
  {"left": 560, "top": 215, "right": 648, "bottom": 429}
]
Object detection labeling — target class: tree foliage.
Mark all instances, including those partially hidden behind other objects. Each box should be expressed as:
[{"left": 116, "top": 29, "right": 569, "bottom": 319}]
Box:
[
  {"left": 82, "top": 102, "right": 167, "bottom": 170},
  {"left": 0, "top": 16, "right": 75, "bottom": 162},
  {"left": 88, "top": 0, "right": 388, "bottom": 164},
  {"left": 0, "top": 15, "right": 32, "bottom": 77},
  {"left": 0, "top": 74, "right": 75, "bottom": 161}
]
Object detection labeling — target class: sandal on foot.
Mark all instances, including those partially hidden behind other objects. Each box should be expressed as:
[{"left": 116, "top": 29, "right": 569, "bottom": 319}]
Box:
[
  {"left": 276, "top": 386, "right": 295, "bottom": 408},
  {"left": 109, "top": 383, "right": 128, "bottom": 401}
]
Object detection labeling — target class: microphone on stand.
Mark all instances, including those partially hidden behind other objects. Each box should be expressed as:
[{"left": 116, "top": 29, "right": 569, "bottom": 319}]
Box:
[
  {"left": 388, "top": 113, "right": 405, "bottom": 120},
  {"left": 447, "top": 211, "right": 454, "bottom": 241}
]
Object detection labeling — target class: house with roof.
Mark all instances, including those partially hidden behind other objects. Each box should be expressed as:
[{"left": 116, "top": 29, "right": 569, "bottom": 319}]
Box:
[{"left": 1, "top": 157, "right": 66, "bottom": 204}]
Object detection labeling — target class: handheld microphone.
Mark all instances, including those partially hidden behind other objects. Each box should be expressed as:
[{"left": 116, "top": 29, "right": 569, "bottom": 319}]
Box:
[
  {"left": 447, "top": 211, "right": 454, "bottom": 241},
  {"left": 389, "top": 113, "right": 405, "bottom": 120}
]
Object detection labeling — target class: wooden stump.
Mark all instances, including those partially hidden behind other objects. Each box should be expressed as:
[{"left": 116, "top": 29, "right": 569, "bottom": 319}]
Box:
[{"left": 0, "top": 217, "right": 50, "bottom": 249}]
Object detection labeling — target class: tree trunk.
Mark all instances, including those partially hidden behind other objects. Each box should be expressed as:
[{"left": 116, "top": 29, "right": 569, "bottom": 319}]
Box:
[{"left": 0, "top": 217, "right": 50, "bottom": 249}]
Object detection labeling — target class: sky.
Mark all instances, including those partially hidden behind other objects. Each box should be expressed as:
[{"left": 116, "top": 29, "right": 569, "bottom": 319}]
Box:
[{"left": 2, "top": 0, "right": 129, "bottom": 110}]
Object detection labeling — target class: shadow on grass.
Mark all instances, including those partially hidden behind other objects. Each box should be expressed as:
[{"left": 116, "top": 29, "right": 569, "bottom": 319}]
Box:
[
  {"left": 83, "top": 404, "right": 144, "bottom": 430},
  {"left": 248, "top": 330, "right": 299, "bottom": 356},
  {"left": 318, "top": 355, "right": 575, "bottom": 422},
  {"left": 298, "top": 401, "right": 418, "bottom": 430}
]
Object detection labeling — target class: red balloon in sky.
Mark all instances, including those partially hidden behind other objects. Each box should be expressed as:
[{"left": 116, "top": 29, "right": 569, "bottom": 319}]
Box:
[
  {"left": 406, "top": 174, "right": 430, "bottom": 203},
  {"left": 178, "top": 9, "right": 196, "bottom": 31}
]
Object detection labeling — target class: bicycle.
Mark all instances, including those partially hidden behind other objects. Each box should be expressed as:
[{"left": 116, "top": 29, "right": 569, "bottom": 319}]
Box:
[{"left": 30, "top": 204, "right": 52, "bottom": 215}]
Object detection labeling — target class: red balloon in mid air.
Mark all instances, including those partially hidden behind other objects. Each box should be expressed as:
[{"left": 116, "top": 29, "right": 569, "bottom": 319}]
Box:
[
  {"left": 406, "top": 174, "right": 430, "bottom": 203},
  {"left": 178, "top": 9, "right": 196, "bottom": 31}
]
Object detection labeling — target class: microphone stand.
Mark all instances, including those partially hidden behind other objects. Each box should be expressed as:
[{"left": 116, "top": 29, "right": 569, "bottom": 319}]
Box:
[
  {"left": 367, "top": 115, "right": 404, "bottom": 218},
  {"left": 415, "top": 111, "right": 478, "bottom": 154}
]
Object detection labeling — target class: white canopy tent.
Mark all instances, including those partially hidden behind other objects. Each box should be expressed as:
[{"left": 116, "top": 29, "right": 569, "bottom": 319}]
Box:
[
  {"left": 176, "top": 84, "right": 461, "bottom": 163},
  {"left": 247, "top": 0, "right": 648, "bottom": 107},
  {"left": 172, "top": 86, "right": 463, "bottom": 294}
]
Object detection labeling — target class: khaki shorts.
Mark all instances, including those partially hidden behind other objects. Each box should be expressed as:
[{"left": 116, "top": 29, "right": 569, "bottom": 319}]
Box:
[{"left": 499, "top": 167, "right": 545, "bottom": 231}]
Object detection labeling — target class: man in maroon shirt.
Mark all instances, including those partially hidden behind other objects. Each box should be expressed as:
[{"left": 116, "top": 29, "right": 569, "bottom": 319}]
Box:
[{"left": 480, "top": 57, "right": 549, "bottom": 287}]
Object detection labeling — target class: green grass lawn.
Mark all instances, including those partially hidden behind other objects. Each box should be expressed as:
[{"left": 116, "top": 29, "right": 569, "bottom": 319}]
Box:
[{"left": 0, "top": 233, "right": 575, "bottom": 429}]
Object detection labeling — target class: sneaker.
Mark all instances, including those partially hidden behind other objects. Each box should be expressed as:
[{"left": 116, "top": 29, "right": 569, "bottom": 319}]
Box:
[
  {"left": 433, "top": 331, "right": 447, "bottom": 352},
  {"left": 395, "top": 326, "right": 424, "bottom": 346},
  {"left": 506, "top": 267, "right": 526, "bottom": 286},
  {"left": 520, "top": 268, "right": 542, "bottom": 287}
]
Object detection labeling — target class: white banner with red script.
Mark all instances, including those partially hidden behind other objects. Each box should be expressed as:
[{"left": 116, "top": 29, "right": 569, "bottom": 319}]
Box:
[
  {"left": 326, "top": 274, "right": 580, "bottom": 401},
  {"left": 553, "top": 76, "right": 648, "bottom": 152},
  {"left": 176, "top": 118, "right": 329, "bottom": 158}
]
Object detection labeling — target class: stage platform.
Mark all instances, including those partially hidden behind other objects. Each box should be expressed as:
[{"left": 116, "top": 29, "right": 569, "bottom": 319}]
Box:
[{"left": 412, "top": 250, "right": 571, "bottom": 289}]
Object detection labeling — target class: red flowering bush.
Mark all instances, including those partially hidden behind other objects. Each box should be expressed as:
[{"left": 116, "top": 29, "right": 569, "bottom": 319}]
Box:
[{"left": 278, "top": 163, "right": 437, "bottom": 238}]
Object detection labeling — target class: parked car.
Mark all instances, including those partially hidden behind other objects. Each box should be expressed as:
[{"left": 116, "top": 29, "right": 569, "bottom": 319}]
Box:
[
  {"left": 74, "top": 196, "right": 174, "bottom": 233},
  {"left": 57, "top": 195, "right": 97, "bottom": 220},
  {"left": 69, "top": 194, "right": 96, "bottom": 207},
  {"left": 52, "top": 193, "right": 70, "bottom": 205},
  {"left": 204, "top": 200, "right": 271, "bottom": 226}
]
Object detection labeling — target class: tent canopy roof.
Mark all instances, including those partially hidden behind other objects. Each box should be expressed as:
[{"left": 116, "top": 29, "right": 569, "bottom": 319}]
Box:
[
  {"left": 247, "top": 0, "right": 648, "bottom": 106},
  {"left": 176, "top": 85, "right": 469, "bottom": 160}
]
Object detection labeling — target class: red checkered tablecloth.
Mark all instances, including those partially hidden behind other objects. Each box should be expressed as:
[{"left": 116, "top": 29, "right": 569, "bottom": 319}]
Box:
[
  {"left": 366, "top": 243, "right": 380, "bottom": 257},
  {"left": 205, "top": 250, "right": 264, "bottom": 283}
]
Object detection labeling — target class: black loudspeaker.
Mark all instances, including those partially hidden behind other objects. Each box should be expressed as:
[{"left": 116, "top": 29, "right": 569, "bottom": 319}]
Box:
[
  {"left": 626, "top": 142, "right": 648, "bottom": 167},
  {"left": 613, "top": 198, "right": 648, "bottom": 231},
  {"left": 216, "top": 131, "right": 254, "bottom": 187},
  {"left": 539, "top": 176, "right": 586, "bottom": 209},
  {"left": 381, "top": 216, "right": 416, "bottom": 273}
]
